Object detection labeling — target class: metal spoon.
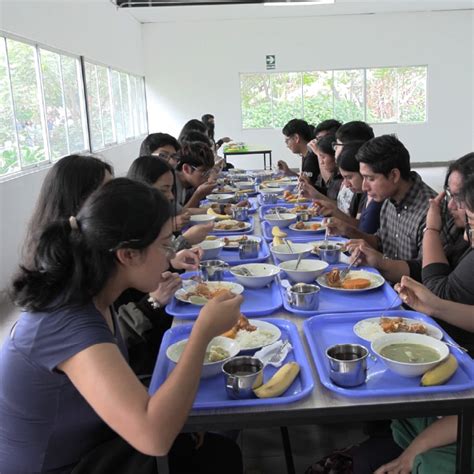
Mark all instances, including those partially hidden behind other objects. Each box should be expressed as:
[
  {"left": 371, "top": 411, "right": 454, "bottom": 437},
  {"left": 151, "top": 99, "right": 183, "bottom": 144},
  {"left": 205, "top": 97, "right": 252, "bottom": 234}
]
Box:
[{"left": 294, "top": 252, "right": 304, "bottom": 270}]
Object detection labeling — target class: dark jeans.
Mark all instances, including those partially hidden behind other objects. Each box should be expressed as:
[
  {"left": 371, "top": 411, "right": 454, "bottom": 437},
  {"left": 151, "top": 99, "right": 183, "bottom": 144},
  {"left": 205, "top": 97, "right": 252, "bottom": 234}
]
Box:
[{"left": 352, "top": 435, "right": 404, "bottom": 474}]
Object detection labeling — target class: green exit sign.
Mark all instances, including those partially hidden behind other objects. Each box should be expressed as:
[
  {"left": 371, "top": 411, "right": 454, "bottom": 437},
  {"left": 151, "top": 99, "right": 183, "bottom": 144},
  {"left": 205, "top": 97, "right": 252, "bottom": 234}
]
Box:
[{"left": 266, "top": 55, "right": 276, "bottom": 70}]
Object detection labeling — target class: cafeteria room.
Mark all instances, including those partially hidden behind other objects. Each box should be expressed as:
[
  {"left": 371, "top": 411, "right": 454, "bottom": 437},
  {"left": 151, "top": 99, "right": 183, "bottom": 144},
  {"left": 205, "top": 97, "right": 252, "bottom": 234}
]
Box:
[{"left": 0, "top": 0, "right": 473, "bottom": 473}]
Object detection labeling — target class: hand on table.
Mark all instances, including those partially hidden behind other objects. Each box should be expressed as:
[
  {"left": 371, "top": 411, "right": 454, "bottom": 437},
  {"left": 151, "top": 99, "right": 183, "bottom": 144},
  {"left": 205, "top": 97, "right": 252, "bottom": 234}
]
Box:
[{"left": 149, "top": 271, "right": 182, "bottom": 306}]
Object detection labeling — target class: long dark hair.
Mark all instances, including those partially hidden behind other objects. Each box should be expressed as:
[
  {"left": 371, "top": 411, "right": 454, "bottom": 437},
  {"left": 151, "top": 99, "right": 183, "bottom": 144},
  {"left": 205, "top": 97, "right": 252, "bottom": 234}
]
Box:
[
  {"left": 12, "top": 178, "right": 172, "bottom": 312},
  {"left": 23, "top": 154, "right": 113, "bottom": 267},
  {"left": 127, "top": 155, "right": 174, "bottom": 186},
  {"left": 178, "top": 119, "right": 208, "bottom": 143},
  {"left": 315, "top": 134, "right": 336, "bottom": 157}
]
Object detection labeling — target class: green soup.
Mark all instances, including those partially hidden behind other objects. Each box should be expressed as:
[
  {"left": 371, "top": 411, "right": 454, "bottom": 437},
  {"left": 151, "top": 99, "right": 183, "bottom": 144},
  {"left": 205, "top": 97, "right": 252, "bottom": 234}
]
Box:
[{"left": 380, "top": 343, "right": 440, "bottom": 363}]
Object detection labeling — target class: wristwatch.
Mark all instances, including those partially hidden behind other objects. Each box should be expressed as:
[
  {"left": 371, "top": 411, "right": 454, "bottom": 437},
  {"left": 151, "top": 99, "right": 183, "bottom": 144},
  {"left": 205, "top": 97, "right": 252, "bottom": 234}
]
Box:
[{"left": 147, "top": 296, "right": 162, "bottom": 309}]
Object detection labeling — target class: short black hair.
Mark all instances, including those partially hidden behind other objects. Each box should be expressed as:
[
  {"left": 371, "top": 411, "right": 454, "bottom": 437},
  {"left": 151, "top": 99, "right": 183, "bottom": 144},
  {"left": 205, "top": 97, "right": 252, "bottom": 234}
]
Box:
[
  {"left": 314, "top": 119, "right": 342, "bottom": 137},
  {"left": 178, "top": 119, "right": 208, "bottom": 143},
  {"left": 176, "top": 142, "right": 215, "bottom": 172},
  {"left": 282, "top": 119, "right": 313, "bottom": 142},
  {"left": 445, "top": 152, "right": 474, "bottom": 188},
  {"left": 314, "top": 134, "right": 336, "bottom": 157},
  {"left": 336, "top": 142, "right": 364, "bottom": 173},
  {"left": 127, "top": 155, "right": 174, "bottom": 186},
  {"left": 179, "top": 130, "right": 213, "bottom": 147},
  {"left": 356, "top": 135, "right": 411, "bottom": 180},
  {"left": 336, "top": 121, "right": 374, "bottom": 143},
  {"left": 139, "top": 133, "right": 180, "bottom": 156}
]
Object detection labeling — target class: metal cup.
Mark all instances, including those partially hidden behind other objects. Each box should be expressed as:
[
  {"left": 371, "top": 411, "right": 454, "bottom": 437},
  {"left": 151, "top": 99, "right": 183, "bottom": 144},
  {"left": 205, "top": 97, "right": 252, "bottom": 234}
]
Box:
[
  {"left": 231, "top": 205, "right": 249, "bottom": 221},
  {"left": 222, "top": 356, "right": 264, "bottom": 399},
  {"left": 262, "top": 193, "right": 278, "bottom": 204},
  {"left": 287, "top": 283, "right": 320, "bottom": 310},
  {"left": 326, "top": 344, "right": 368, "bottom": 387},
  {"left": 318, "top": 244, "right": 341, "bottom": 264},
  {"left": 199, "top": 259, "right": 229, "bottom": 281},
  {"left": 239, "top": 240, "right": 259, "bottom": 259},
  {"left": 296, "top": 211, "right": 310, "bottom": 222}
]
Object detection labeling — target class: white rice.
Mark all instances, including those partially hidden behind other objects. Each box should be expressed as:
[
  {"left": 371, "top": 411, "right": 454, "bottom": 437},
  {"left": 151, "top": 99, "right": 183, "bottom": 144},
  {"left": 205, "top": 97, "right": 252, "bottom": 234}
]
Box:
[
  {"left": 355, "top": 320, "right": 384, "bottom": 341},
  {"left": 234, "top": 329, "right": 276, "bottom": 349}
]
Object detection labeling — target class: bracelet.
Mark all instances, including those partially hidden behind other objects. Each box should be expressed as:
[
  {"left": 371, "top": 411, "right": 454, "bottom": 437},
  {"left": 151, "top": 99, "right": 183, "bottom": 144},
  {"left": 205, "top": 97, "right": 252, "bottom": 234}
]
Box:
[
  {"left": 423, "top": 227, "right": 441, "bottom": 234},
  {"left": 147, "top": 296, "right": 162, "bottom": 309}
]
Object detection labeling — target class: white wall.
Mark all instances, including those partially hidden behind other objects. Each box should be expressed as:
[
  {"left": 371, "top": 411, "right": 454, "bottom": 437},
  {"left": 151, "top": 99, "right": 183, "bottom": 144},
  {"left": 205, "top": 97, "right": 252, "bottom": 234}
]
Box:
[
  {"left": 143, "top": 10, "right": 473, "bottom": 170},
  {"left": 0, "top": 1, "right": 145, "bottom": 293}
]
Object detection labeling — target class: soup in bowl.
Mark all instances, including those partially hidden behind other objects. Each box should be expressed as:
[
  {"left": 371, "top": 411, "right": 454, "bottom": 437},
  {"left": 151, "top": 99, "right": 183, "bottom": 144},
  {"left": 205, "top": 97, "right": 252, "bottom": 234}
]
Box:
[{"left": 371, "top": 333, "right": 449, "bottom": 377}]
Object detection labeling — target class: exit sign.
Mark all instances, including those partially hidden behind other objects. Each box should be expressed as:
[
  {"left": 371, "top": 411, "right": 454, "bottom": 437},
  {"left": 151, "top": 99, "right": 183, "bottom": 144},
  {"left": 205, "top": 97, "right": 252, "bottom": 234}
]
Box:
[{"left": 266, "top": 55, "right": 276, "bottom": 70}]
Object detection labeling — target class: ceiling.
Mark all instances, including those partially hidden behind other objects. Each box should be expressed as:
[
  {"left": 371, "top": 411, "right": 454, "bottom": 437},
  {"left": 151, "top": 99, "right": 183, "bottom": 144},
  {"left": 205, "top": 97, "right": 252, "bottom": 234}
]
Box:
[{"left": 112, "top": 0, "right": 474, "bottom": 23}]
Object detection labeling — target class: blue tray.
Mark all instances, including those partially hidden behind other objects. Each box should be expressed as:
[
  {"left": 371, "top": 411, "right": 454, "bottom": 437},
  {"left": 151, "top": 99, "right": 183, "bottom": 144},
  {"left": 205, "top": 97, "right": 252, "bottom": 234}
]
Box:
[
  {"left": 258, "top": 203, "right": 299, "bottom": 219},
  {"left": 303, "top": 310, "right": 474, "bottom": 397},
  {"left": 218, "top": 237, "right": 271, "bottom": 265},
  {"left": 262, "top": 220, "right": 333, "bottom": 242},
  {"left": 279, "top": 266, "right": 402, "bottom": 316},
  {"left": 201, "top": 197, "right": 258, "bottom": 213},
  {"left": 149, "top": 318, "right": 314, "bottom": 408},
  {"left": 166, "top": 274, "right": 283, "bottom": 319},
  {"left": 210, "top": 216, "right": 255, "bottom": 235}
]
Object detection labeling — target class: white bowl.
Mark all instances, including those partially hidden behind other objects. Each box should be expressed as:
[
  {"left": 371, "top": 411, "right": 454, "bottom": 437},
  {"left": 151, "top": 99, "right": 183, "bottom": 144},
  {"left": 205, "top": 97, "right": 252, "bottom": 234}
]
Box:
[
  {"left": 230, "top": 263, "right": 280, "bottom": 289},
  {"left": 279, "top": 259, "right": 329, "bottom": 283},
  {"left": 206, "top": 193, "right": 235, "bottom": 203},
  {"left": 265, "top": 212, "right": 297, "bottom": 227},
  {"left": 259, "top": 187, "right": 285, "bottom": 195},
  {"left": 166, "top": 336, "right": 240, "bottom": 378},
  {"left": 195, "top": 240, "right": 225, "bottom": 260},
  {"left": 270, "top": 242, "right": 313, "bottom": 262},
  {"left": 189, "top": 214, "right": 216, "bottom": 225},
  {"left": 371, "top": 333, "right": 449, "bottom": 378},
  {"left": 235, "top": 181, "right": 254, "bottom": 189}
]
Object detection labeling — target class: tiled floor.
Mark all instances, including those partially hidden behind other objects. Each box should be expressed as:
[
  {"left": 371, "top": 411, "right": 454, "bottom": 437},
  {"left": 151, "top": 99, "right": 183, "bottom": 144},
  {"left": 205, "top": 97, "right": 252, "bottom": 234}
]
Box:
[{"left": 0, "top": 300, "right": 366, "bottom": 473}]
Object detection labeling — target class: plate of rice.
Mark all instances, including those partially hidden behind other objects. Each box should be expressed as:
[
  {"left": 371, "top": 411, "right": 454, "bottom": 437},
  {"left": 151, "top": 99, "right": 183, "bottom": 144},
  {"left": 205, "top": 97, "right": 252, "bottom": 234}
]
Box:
[{"left": 222, "top": 317, "right": 281, "bottom": 351}]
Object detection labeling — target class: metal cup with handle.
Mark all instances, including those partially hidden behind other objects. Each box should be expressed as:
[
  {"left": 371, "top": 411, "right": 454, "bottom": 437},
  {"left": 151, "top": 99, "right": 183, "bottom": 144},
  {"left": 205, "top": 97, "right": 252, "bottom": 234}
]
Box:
[{"left": 199, "top": 259, "right": 230, "bottom": 281}]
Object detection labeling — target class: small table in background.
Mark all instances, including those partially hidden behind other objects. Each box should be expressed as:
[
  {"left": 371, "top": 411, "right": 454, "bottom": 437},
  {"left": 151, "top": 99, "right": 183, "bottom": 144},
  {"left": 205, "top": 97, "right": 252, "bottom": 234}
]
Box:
[{"left": 223, "top": 147, "right": 272, "bottom": 170}]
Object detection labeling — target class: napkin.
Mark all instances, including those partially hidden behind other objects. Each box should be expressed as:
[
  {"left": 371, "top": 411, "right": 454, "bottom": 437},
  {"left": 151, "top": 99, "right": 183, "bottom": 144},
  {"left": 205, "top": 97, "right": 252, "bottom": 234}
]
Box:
[{"left": 254, "top": 340, "right": 292, "bottom": 368}]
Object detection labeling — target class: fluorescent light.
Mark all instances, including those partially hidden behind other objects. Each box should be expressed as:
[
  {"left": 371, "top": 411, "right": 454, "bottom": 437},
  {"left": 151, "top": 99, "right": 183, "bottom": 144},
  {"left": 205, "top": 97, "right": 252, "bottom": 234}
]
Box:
[{"left": 264, "top": 0, "right": 334, "bottom": 6}]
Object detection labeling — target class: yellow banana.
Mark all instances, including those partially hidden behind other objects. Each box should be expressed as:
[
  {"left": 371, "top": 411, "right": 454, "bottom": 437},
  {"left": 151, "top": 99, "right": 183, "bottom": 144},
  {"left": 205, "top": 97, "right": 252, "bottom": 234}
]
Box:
[
  {"left": 207, "top": 208, "right": 228, "bottom": 220},
  {"left": 253, "top": 362, "right": 300, "bottom": 398},
  {"left": 272, "top": 236, "right": 285, "bottom": 246},
  {"left": 421, "top": 354, "right": 458, "bottom": 386},
  {"left": 271, "top": 226, "right": 287, "bottom": 238}
]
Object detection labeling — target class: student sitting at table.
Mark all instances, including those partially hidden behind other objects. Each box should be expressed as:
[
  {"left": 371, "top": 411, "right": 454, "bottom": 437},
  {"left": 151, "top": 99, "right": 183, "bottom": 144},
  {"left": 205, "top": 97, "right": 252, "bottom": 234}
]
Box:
[
  {"left": 174, "top": 141, "right": 217, "bottom": 209},
  {"left": 309, "top": 142, "right": 383, "bottom": 235},
  {"left": 139, "top": 132, "right": 181, "bottom": 168},
  {"left": 336, "top": 135, "right": 452, "bottom": 283},
  {"left": 300, "top": 135, "right": 342, "bottom": 201},
  {"left": 277, "top": 118, "right": 320, "bottom": 186},
  {"left": 0, "top": 178, "right": 244, "bottom": 474}
]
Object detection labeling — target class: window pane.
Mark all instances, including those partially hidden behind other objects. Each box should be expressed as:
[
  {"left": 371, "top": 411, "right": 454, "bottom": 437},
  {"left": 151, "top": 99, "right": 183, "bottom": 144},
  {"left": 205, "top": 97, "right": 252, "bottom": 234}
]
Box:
[
  {"left": 120, "top": 72, "right": 133, "bottom": 138},
  {"left": 139, "top": 78, "right": 148, "bottom": 135},
  {"left": 302, "top": 71, "right": 333, "bottom": 124},
  {"left": 111, "top": 70, "right": 125, "bottom": 143},
  {"left": 241, "top": 74, "right": 272, "bottom": 129},
  {"left": 85, "top": 63, "right": 103, "bottom": 150},
  {"left": 7, "top": 39, "right": 46, "bottom": 165},
  {"left": 97, "top": 65, "right": 114, "bottom": 144},
  {"left": 40, "top": 49, "right": 68, "bottom": 159},
  {"left": 0, "top": 38, "right": 20, "bottom": 175},
  {"left": 270, "top": 73, "right": 302, "bottom": 128},
  {"left": 398, "top": 66, "right": 427, "bottom": 123},
  {"left": 334, "top": 69, "right": 364, "bottom": 122},
  {"left": 366, "top": 67, "right": 397, "bottom": 123},
  {"left": 129, "top": 75, "right": 139, "bottom": 136},
  {"left": 61, "top": 55, "right": 87, "bottom": 152}
]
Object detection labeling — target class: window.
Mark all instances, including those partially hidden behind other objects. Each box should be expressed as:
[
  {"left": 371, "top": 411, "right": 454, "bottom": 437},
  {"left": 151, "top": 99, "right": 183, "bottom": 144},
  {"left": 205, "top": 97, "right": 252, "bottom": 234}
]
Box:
[
  {"left": 0, "top": 33, "right": 148, "bottom": 179},
  {"left": 84, "top": 62, "right": 148, "bottom": 151},
  {"left": 240, "top": 66, "right": 427, "bottom": 129}
]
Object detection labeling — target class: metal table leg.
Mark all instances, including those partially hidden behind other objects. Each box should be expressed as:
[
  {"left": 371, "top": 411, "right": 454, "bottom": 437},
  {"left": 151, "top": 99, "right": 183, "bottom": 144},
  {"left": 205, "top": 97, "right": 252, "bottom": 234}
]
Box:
[
  {"left": 280, "top": 426, "right": 296, "bottom": 474},
  {"left": 456, "top": 408, "right": 473, "bottom": 473}
]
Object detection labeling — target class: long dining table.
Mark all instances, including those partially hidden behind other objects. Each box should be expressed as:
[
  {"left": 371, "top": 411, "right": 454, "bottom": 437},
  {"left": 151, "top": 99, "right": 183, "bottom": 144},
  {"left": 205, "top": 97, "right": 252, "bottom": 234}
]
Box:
[{"left": 156, "top": 198, "right": 474, "bottom": 474}]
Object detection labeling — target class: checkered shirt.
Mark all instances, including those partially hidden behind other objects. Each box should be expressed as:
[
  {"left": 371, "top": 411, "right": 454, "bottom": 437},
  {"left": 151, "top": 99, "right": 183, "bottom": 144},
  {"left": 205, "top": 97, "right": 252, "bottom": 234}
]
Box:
[{"left": 376, "top": 171, "right": 447, "bottom": 261}]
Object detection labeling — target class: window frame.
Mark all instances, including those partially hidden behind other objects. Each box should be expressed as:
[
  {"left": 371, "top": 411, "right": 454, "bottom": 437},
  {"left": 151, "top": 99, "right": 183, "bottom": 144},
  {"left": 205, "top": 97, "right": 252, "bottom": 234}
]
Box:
[{"left": 239, "top": 64, "right": 428, "bottom": 130}]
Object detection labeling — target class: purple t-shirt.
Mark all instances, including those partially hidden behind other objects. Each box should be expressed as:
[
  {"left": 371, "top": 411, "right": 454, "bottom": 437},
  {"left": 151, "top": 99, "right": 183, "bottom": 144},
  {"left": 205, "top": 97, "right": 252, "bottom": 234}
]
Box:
[{"left": 0, "top": 302, "right": 128, "bottom": 473}]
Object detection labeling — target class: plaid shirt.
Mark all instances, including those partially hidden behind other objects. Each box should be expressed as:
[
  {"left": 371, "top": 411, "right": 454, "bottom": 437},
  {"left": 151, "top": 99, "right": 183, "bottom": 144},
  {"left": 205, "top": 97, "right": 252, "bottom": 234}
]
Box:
[{"left": 376, "top": 171, "right": 447, "bottom": 261}]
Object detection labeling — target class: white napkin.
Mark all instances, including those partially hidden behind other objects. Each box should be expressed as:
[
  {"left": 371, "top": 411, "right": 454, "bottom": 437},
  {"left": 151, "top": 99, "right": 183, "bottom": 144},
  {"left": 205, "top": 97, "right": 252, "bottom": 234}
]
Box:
[{"left": 254, "top": 340, "right": 292, "bottom": 368}]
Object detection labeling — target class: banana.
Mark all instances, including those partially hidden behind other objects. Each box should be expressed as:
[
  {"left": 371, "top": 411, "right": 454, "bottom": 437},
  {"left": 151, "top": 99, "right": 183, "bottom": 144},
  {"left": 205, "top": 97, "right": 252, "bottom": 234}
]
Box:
[
  {"left": 271, "top": 226, "right": 287, "bottom": 238},
  {"left": 272, "top": 236, "right": 285, "bottom": 246},
  {"left": 207, "top": 208, "right": 228, "bottom": 220},
  {"left": 253, "top": 362, "right": 300, "bottom": 398},
  {"left": 421, "top": 354, "right": 458, "bottom": 386}
]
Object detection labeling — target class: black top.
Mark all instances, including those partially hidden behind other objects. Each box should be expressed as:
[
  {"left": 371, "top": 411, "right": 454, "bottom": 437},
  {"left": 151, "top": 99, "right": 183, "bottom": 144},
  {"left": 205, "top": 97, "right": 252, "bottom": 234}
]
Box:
[
  {"left": 301, "top": 150, "right": 320, "bottom": 186},
  {"left": 314, "top": 172, "right": 343, "bottom": 201}
]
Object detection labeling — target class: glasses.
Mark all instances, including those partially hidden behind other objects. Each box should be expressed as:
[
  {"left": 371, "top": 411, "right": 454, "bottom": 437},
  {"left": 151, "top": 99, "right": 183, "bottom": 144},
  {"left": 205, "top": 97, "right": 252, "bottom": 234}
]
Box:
[
  {"left": 160, "top": 242, "right": 177, "bottom": 259},
  {"left": 284, "top": 135, "right": 295, "bottom": 144},
  {"left": 331, "top": 141, "right": 344, "bottom": 151},
  {"left": 156, "top": 152, "right": 179, "bottom": 163},
  {"left": 191, "top": 166, "right": 213, "bottom": 178},
  {"left": 444, "top": 187, "right": 463, "bottom": 207}
]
